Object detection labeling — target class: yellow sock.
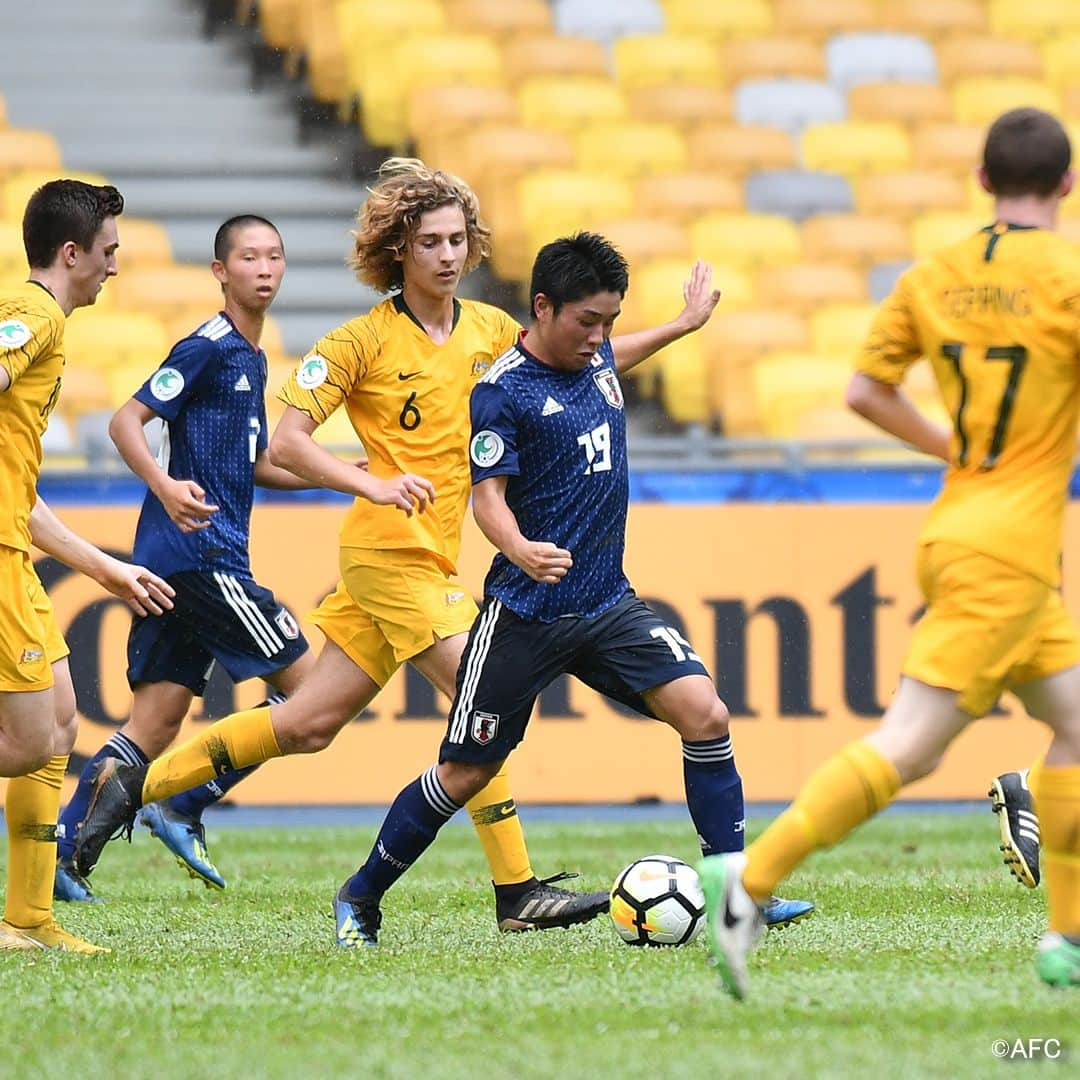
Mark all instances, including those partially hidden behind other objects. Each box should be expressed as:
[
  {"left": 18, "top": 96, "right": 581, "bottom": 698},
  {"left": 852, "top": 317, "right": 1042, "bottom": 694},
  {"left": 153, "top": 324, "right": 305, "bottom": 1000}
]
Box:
[
  {"left": 466, "top": 765, "right": 534, "bottom": 886},
  {"left": 744, "top": 740, "right": 901, "bottom": 902},
  {"left": 4, "top": 754, "right": 67, "bottom": 929},
  {"left": 1029, "top": 762, "right": 1080, "bottom": 936},
  {"left": 142, "top": 707, "right": 280, "bottom": 805}
]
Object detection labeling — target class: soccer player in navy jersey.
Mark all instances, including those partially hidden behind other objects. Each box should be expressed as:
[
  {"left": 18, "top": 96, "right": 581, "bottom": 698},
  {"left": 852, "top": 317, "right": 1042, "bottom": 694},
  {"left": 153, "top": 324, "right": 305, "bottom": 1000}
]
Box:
[
  {"left": 54, "top": 216, "right": 315, "bottom": 901},
  {"left": 331, "top": 233, "right": 814, "bottom": 946}
]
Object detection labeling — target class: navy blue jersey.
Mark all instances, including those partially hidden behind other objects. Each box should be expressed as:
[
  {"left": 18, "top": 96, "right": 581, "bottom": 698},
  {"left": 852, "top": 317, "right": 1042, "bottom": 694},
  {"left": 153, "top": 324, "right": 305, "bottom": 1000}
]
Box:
[
  {"left": 469, "top": 336, "right": 629, "bottom": 621},
  {"left": 132, "top": 313, "right": 268, "bottom": 577}
]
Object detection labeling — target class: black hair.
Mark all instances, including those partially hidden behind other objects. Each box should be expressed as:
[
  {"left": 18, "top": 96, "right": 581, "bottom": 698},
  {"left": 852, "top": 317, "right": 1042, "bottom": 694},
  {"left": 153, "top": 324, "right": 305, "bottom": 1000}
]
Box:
[
  {"left": 22, "top": 180, "right": 124, "bottom": 269},
  {"left": 213, "top": 214, "right": 283, "bottom": 261},
  {"left": 529, "top": 231, "right": 629, "bottom": 316},
  {"left": 983, "top": 108, "right": 1071, "bottom": 198}
]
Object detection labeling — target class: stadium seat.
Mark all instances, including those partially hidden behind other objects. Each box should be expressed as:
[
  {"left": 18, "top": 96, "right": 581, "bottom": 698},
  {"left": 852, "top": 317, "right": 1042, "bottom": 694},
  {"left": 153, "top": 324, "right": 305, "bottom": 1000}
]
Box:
[
  {"left": 551, "top": 0, "right": 664, "bottom": 43},
  {"left": 856, "top": 171, "right": 969, "bottom": 219},
  {"left": 254, "top": 0, "right": 304, "bottom": 51},
  {"left": 312, "top": 407, "right": 362, "bottom": 450},
  {"left": 613, "top": 35, "right": 723, "bottom": 90},
  {"left": 951, "top": 78, "right": 1062, "bottom": 125},
  {"left": 755, "top": 262, "right": 868, "bottom": 315},
  {"left": 911, "top": 213, "right": 986, "bottom": 258},
  {"left": 1042, "top": 36, "right": 1080, "bottom": 86},
  {"left": 935, "top": 36, "right": 1044, "bottom": 82},
  {"left": 2, "top": 170, "right": 108, "bottom": 221},
  {"left": 0, "top": 130, "right": 61, "bottom": 180},
  {"left": 911, "top": 123, "right": 987, "bottom": 175},
  {"left": 574, "top": 122, "right": 688, "bottom": 180},
  {"left": 0, "top": 97, "right": 6, "bottom": 128},
  {"left": 115, "top": 218, "right": 173, "bottom": 271},
  {"left": 772, "top": 0, "right": 879, "bottom": 39},
  {"left": 53, "top": 366, "right": 111, "bottom": 429},
  {"left": 801, "top": 213, "right": 912, "bottom": 268},
  {"left": 63, "top": 312, "right": 171, "bottom": 371},
  {"left": 0, "top": 220, "right": 23, "bottom": 282},
  {"left": 753, "top": 352, "right": 854, "bottom": 438},
  {"left": 625, "top": 85, "right": 733, "bottom": 130},
  {"left": 723, "top": 37, "right": 826, "bottom": 83},
  {"left": 589, "top": 218, "right": 690, "bottom": 269},
  {"left": 788, "top": 404, "right": 881, "bottom": 441},
  {"left": 298, "top": 1, "right": 347, "bottom": 104},
  {"left": 362, "top": 34, "right": 503, "bottom": 148},
  {"left": 847, "top": 83, "right": 952, "bottom": 127},
  {"left": 408, "top": 86, "right": 517, "bottom": 174},
  {"left": 690, "top": 212, "right": 801, "bottom": 270},
  {"left": 619, "top": 257, "right": 753, "bottom": 337},
  {"left": 444, "top": 0, "right": 552, "bottom": 38},
  {"left": 112, "top": 266, "right": 223, "bottom": 324},
  {"left": 467, "top": 126, "right": 574, "bottom": 223},
  {"left": 655, "top": 336, "right": 709, "bottom": 424},
  {"left": 734, "top": 79, "right": 846, "bottom": 134},
  {"left": 1065, "top": 86, "right": 1080, "bottom": 117},
  {"left": 688, "top": 124, "right": 796, "bottom": 176},
  {"left": 103, "top": 360, "right": 158, "bottom": 409},
  {"left": 660, "top": 0, "right": 773, "bottom": 40},
  {"left": 745, "top": 171, "right": 853, "bottom": 220},
  {"left": 634, "top": 172, "right": 743, "bottom": 223},
  {"left": 989, "top": 0, "right": 1080, "bottom": 42},
  {"left": 501, "top": 34, "right": 608, "bottom": 79},
  {"left": 518, "top": 77, "right": 627, "bottom": 134},
  {"left": 826, "top": 34, "right": 938, "bottom": 89},
  {"left": 803, "top": 122, "right": 912, "bottom": 175},
  {"left": 869, "top": 261, "right": 912, "bottom": 301},
  {"left": 809, "top": 302, "right": 879, "bottom": 358},
  {"left": 41, "top": 412, "right": 78, "bottom": 457},
  {"left": 879, "top": 0, "right": 987, "bottom": 38}
]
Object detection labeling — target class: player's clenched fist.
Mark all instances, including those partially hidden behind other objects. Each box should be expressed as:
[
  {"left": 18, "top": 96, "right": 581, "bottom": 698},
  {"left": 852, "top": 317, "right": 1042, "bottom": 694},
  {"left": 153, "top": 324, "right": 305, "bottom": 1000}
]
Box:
[{"left": 511, "top": 540, "right": 573, "bottom": 585}]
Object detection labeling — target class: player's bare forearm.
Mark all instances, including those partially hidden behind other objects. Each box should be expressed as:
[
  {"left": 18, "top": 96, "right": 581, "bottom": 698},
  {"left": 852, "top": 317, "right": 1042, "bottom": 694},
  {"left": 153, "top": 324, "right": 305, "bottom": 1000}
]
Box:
[
  {"left": 472, "top": 477, "right": 572, "bottom": 584},
  {"left": 253, "top": 451, "right": 313, "bottom": 491},
  {"left": 109, "top": 397, "right": 168, "bottom": 495},
  {"left": 846, "top": 372, "right": 951, "bottom": 462},
  {"left": 30, "top": 496, "right": 108, "bottom": 577}
]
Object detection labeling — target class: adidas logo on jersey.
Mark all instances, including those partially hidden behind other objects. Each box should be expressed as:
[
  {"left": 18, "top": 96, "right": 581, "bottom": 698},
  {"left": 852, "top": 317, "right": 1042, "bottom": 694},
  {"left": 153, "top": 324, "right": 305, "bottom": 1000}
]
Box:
[
  {"left": 541, "top": 396, "right": 564, "bottom": 416},
  {"left": 234, "top": 374, "right": 251, "bottom": 391}
]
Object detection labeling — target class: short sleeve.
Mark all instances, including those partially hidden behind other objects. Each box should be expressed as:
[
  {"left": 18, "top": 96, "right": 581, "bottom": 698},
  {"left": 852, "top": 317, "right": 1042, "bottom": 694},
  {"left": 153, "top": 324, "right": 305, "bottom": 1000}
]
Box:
[
  {"left": 0, "top": 297, "right": 59, "bottom": 386},
  {"left": 469, "top": 381, "right": 520, "bottom": 484},
  {"left": 133, "top": 335, "right": 216, "bottom": 420},
  {"left": 278, "top": 317, "right": 375, "bottom": 424},
  {"left": 493, "top": 308, "right": 523, "bottom": 355},
  {"left": 856, "top": 271, "right": 922, "bottom": 386}
]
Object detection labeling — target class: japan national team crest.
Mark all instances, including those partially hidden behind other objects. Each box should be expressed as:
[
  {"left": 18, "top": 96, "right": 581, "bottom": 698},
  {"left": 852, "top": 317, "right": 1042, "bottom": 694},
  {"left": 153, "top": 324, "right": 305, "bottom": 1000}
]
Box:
[
  {"left": 274, "top": 608, "right": 300, "bottom": 640},
  {"left": 593, "top": 369, "right": 624, "bottom": 409},
  {"left": 471, "top": 711, "right": 499, "bottom": 745}
]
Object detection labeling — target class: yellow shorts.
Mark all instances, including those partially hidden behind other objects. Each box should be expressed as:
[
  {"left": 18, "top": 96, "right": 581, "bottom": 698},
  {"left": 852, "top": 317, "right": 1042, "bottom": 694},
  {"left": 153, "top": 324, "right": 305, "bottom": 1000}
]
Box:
[
  {"left": 308, "top": 547, "right": 479, "bottom": 687},
  {"left": 0, "top": 544, "right": 68, "bottom": 692},
  {"left": 903, "top": 542, "right": 1080, "bottom": 717}
]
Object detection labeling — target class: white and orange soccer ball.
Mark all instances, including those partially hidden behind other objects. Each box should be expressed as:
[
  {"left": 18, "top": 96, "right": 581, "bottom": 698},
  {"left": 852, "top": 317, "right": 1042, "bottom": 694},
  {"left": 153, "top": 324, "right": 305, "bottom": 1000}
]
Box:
[{"left": 609, "top": 854, "right": 705, "bottom": 947}]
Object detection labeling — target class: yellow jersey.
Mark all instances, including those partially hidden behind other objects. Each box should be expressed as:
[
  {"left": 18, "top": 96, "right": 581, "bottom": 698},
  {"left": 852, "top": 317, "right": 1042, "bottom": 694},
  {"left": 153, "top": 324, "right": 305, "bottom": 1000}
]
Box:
[
  {"left": 279, "top": 295, "right": 520, "bottom": 571},
  {"left": 0, "top": 283, "right": 66, "bottom": 553},
  {"left": 857, "top": 224, "right": 1080, "bottom": 587}
]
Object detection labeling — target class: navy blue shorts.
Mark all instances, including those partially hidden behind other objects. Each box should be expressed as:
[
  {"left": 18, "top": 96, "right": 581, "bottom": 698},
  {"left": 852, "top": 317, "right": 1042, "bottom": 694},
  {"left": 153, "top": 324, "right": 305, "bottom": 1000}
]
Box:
[
  {"left": 127, "top": 570, "right": 309, "bottom": 694},
  {"left": 440, "top": 590, "right": 710, "bottom": 764}
]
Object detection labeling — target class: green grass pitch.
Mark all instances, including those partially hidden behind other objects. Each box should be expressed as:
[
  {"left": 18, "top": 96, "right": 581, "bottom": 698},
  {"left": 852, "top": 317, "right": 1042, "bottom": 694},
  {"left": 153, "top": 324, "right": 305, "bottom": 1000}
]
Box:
[{"left": 1, "top": 812, "right": 1073, "bottom": 1079}]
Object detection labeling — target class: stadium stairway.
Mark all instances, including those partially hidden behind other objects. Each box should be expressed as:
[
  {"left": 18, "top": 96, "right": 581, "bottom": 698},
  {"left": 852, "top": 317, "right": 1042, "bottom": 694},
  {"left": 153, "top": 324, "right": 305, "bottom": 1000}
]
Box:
[{"left": 0, "top": 0, "right": 380, "bottom": 354}]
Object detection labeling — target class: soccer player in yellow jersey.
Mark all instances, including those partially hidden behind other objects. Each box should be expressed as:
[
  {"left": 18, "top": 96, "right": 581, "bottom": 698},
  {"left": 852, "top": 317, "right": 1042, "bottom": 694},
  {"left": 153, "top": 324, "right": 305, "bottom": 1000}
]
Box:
[
  {"left": 0, "top": 179, "right": 174, "bottom": 953},
  {"left": 697, "top": 108, "right": 1080, "bottom": 996},
  {"left": 77, "top": 159, "right": 721, "bottom": 934}
]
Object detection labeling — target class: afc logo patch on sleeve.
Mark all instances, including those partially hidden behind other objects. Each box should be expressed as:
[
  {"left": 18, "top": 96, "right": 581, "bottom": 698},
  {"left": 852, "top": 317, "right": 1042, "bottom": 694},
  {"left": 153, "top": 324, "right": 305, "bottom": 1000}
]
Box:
[
  {"left": 471, "top": 711, "right": 499, "bottom": 745},
  {"left": 296, "top": 353, "right": 329, "bottom": 390},
  {"left": 593, "top": 369, "right": 624, "bottom": 409},
  {"left": 150, "top": 367, "right": 185, "bottom": 402},
  {"left": 470, "top": 430, "right": 505, "bottom": 467},
  {"left": 0, "top": 319, "right": 32, "bottom": 350}
]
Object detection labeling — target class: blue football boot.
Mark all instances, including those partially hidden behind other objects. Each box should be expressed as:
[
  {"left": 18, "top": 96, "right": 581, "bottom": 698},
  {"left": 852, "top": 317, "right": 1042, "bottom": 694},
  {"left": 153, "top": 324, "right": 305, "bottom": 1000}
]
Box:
[
  {"left": 334, "top": 886, "right": 381, "bottom": 948},
  {"left": 54, "top": 858, "right": 102, "bottom": 903},
  {"left": 763, "top": 894, "right": 815, "bottom": 929},
  {"left": 139, "top": 801, "right": 225, "bottom": 889}
]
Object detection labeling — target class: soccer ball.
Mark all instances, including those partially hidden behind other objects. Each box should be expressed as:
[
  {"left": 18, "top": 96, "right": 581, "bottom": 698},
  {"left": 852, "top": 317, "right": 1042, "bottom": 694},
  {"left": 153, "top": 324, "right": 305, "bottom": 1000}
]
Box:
[{"left": 609, "top": 854, "right": 705, "bottom": 947}]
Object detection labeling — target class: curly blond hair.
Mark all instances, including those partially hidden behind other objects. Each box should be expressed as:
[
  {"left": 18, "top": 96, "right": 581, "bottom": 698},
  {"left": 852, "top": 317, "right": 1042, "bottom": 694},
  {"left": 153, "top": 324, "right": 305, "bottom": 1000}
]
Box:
[{"left": 349, "top": 158, "right": 492, "bottom": 293}]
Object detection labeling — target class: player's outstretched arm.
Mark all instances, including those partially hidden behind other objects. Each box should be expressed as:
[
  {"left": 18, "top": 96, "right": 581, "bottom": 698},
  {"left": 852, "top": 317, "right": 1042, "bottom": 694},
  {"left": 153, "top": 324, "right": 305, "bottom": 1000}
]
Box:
[
  {"left": 269, "top": 405, "right": 434, "bottom": 516},
  {"left": 845, "top": 372, "right": 951, "bottom": 461},
  {"left": 609, "top": 260, "right": 721, "bottom": 375},
  {"left": 472, "top": 476, "right": 572, "bottom": 585},
  {"left": 29, "top": 496, "right": 175, "bottom": 616}
]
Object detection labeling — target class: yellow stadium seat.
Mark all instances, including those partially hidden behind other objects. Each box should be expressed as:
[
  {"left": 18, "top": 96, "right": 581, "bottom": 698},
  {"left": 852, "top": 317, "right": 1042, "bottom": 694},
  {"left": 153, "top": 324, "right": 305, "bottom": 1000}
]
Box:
[
  {"left": 589, "top": 218, "right": 690, "bottom": 269},
  {"left": 301, "top": 1, "right": 348, "bottom": 104},
  {"left": 1043, "top": 36, "right": 1080, "bottom": 87},
  {"left": 0, "top": 130, "right": 61, "bottom": 180},
  {"left": 619, "top": 258, "right": 754, "bottom": 337},
  {"left": 911, "top": 122, "right": 987, "bottom": 175},
  {"left": 847, "top": 83, "right": 952, "bottom": 127},
  {"left": 105, "top": 360, "right": 158, "bottom": 409},
  {"left": 690, "top": 212, "right": 801, "bottom": 270},
  {"left": 722, "top": 37, "right": 826, "bottom": 83},
  {"left": 613, "top": 35, "right": 723, "bottom": 91},
  {"left": 0, "top": 220, "right": 23, "bottom": 282},
  {"left": 575, "top": 122, "right": 688, "bottom": 180},
  {"left": 634, "top": 172, "right": 743, "bottom": 223},
  {"left": 966, "top": 173, "right": 996, "bottom": 216},
  {"left": 1065, "top": 85, "right": 1080, "bottom": 117},
  {"left": 809, "top": 302, "right": 878, "bottom": 358},
  {"left": 772, "top": 0, "right": 879, "bottom": 39},
  {"left": 789, "top": 404, "right": 884, "bottom": 441},
  {"left": 443, "top": 0, "right": 551, "bottom": 37},
  {"left": 0, "top": 97, "right": 7, "bottom": 128},
  {"left": 880, "top": 0, "right": 987, "bottom": 38},
  {"left": 688, "top": 124, "right": 795, "bottom": 176},
  {"left": 753, "top": 352, "right": 854, "bottom": 438},
  {"left": 312, "top": 407, "right": 363, "bottom": 450},
  {"left": 255, "top": 0, "right": 304, "bottom": 50},
  {"left": 518, "top": 77, "right": 627, "bottom": 134},
  {"left": 936, "top": 36, "right": 1044, "bottom": 82},
  {"left": 661, "top": 0, "right": 773, "bottom": 40},
  {"left": 469, "top": 124, "right": 574, "bottom": 206},
  {"left": 802, "top": 122, "right": 912, "bottom": 176},
  {"left": 989, "top": 0, "right": 1080, "bottom": 42},
  {"left": 116, "top": 218, "right": 173, "bottom": 271},
  {"left": 112, "top": 266, "right": 222, "bottom": 322},
  {"left": 952, "top": 78, "right": 1061, "bottom": 125},
  {"left": 856, "top": 170, "right": 969, "bottom": 219},
  {"left": 63, "top": 312, "right": 170, "bottom": 371},
  {"left": 655, "top": 336, "right": 709, "bottom": 424},
  {"left": 362, "top": 34, "right": 503, "bottom": 148},
  {"left": 625, "top": 85, "right": 733, "bottom": 131},
  {"left": 2, "top": 170, "right": 108, "bottom": 221},
  {"left": 57, "top": 365, "right": 112, "bottom": 426},
  {"left": 801, "top": 213, "right": 912, "bottom": 268},
  {"left": 501, "top": 34, "right": 608, "bottom": 79},
  {"left": 756, "top": 262, "right": 868, "bottom": 315},
  {"left": 409, "top": 86, "right": 517, "bottom": 174},
  {"left": 911, "top": 212, "right": 986, "bottom": 258}
]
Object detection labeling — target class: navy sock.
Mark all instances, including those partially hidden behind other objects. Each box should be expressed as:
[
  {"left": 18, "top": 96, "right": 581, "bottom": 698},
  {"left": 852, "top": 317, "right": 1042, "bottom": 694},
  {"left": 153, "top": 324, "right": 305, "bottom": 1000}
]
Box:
[
  {"left": 682, "top": 735, "right": 745, "bottom": 855},
  {"left": 57, "top": 732, "right": 149, "bottom": 861},
  {"left": 163, "top": 693, "right": 283, "bottom": 820},
  {"left": 344, "top": 766, "right": 461, "bottom": 900}
]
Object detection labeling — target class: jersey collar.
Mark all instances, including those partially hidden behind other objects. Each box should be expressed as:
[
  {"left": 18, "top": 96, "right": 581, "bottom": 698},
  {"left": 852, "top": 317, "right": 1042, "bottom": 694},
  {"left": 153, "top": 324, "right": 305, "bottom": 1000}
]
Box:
[{"left": 392, "top": 292, "right": 461, "bottom": 336}]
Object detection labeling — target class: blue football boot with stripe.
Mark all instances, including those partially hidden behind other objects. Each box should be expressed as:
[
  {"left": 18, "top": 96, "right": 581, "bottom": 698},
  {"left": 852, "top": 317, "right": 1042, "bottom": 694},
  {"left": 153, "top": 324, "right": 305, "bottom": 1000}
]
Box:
[
  {"left": 54, "top": 858, "right": 102, "bottom": 903},
  {"left": 139, "top": 801, "right": 226, "bottom": 889},
  {"left": 763, "top": 894, "right": 815, "bottom": 928},
  {"left": 334, "top": 887, "right": 381, "bottom": 948}
]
